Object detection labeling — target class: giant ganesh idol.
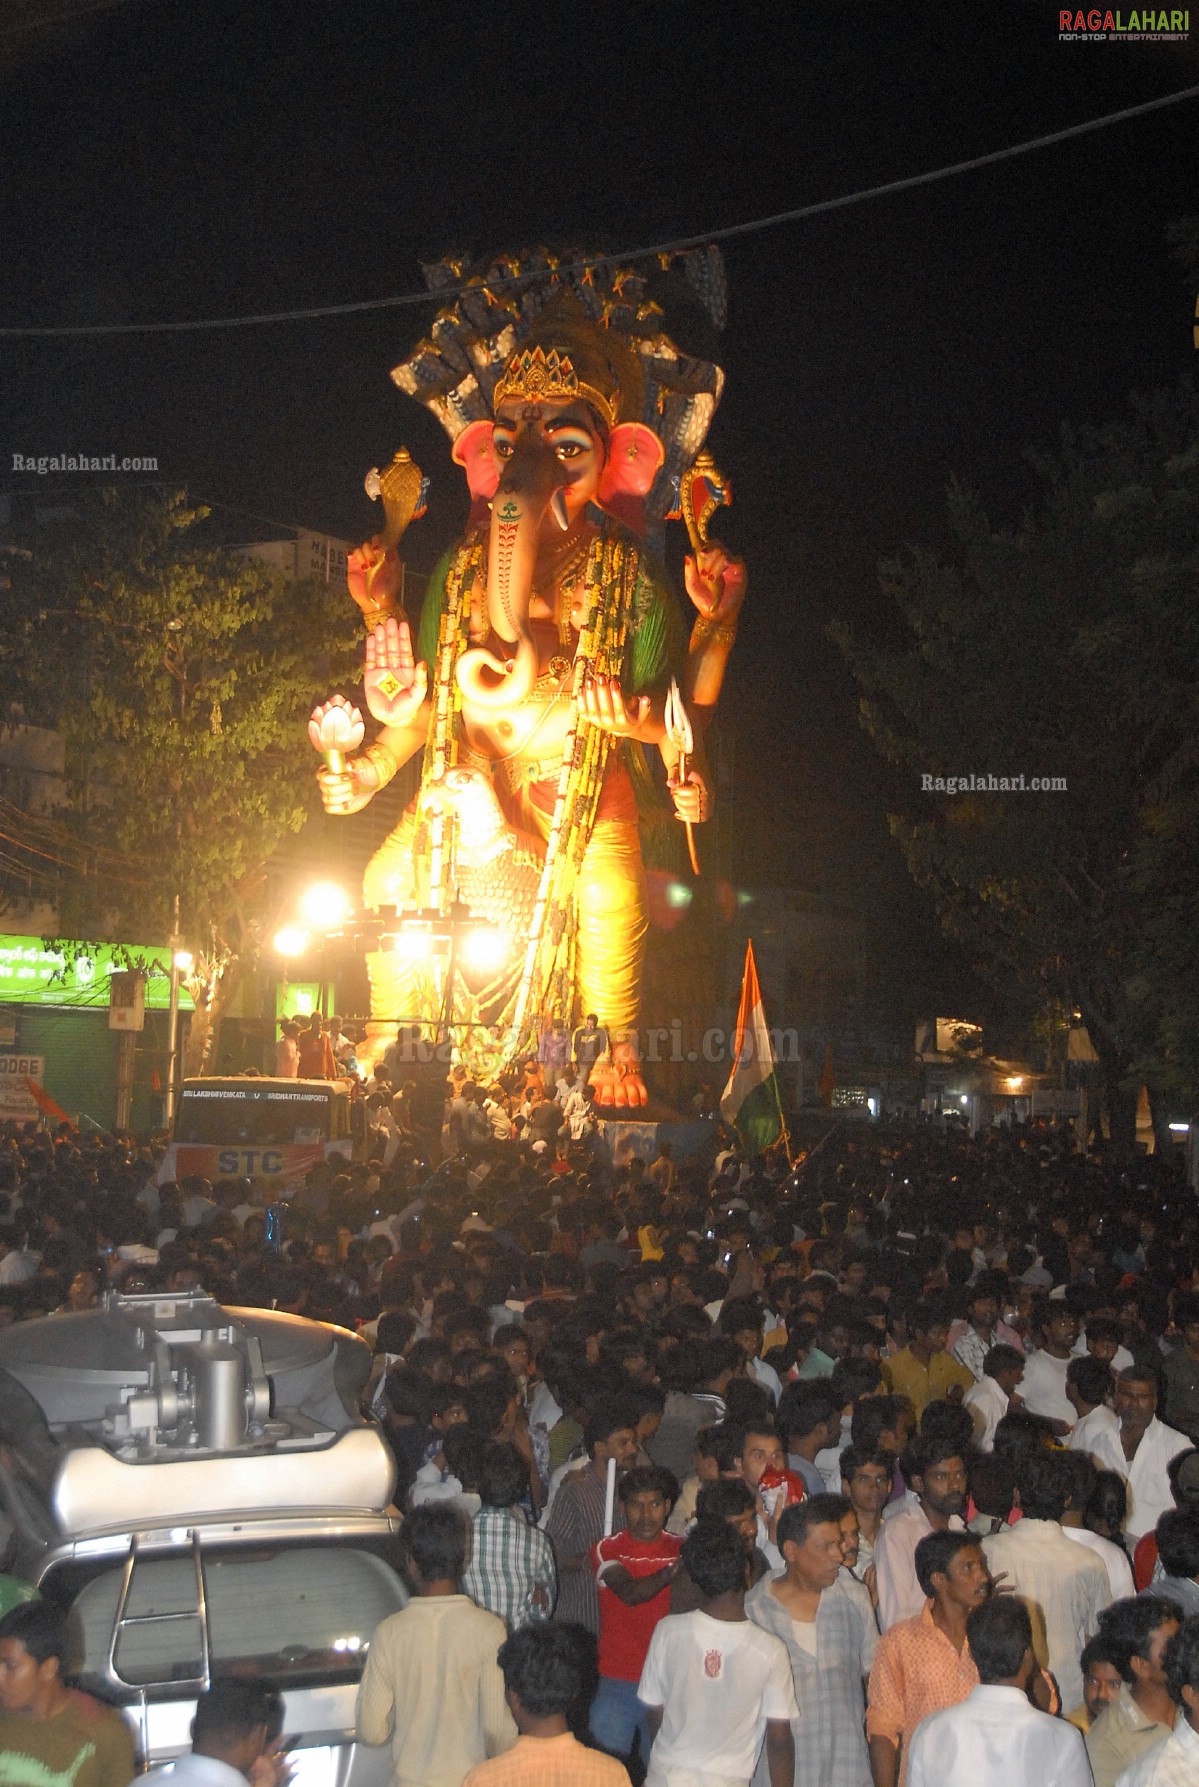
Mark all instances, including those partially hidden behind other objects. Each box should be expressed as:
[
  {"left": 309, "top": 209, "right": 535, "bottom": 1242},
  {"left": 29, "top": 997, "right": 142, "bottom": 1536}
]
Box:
[{"left": 313, "top": 249, "right": 745, "bottom": 1107}]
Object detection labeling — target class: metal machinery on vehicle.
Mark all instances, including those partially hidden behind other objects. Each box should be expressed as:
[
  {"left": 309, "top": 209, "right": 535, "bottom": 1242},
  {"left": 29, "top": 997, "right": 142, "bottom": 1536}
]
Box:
[{"left": 0, "top": 1291, "right": 405, "bottom": 1786}]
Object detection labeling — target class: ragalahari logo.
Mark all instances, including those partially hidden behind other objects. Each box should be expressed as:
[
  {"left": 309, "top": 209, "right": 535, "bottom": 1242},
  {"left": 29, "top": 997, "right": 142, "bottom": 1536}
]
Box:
[{"left": 1059, "top": 8, "right": 1190, "bottom": 38}]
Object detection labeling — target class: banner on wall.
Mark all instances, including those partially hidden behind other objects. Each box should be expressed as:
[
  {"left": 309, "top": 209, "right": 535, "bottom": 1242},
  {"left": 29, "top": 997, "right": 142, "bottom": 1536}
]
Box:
[
  {"left": 0, "top": 936, "right": 194, "bottom": 1012},
  {"left": 0, "top": 1054, "right": 45, "bottom": 1121}
]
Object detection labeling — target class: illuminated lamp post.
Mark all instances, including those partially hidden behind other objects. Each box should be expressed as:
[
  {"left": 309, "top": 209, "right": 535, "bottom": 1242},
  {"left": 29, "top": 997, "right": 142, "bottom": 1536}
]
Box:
[
  {"left": 375, "top": 895, "right": 508, "bottom": 1056},
  {"left": 298, "top": 881, "right": 353, "bottom": 1018},
  {"left": 164, "top": 889, "right": 194, "bottom": 1126}
]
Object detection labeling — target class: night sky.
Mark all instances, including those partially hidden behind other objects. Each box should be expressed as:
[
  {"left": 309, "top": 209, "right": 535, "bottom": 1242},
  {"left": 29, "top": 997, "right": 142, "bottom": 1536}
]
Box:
[{"left": 3, "top": 1, "right": 1197, "bottom": 1020}]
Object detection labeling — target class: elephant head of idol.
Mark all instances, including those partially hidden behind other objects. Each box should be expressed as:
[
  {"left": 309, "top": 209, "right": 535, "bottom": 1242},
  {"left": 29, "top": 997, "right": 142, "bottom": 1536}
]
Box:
[{"left": 452, "top": 304, "right": 660, "bottom": 710}]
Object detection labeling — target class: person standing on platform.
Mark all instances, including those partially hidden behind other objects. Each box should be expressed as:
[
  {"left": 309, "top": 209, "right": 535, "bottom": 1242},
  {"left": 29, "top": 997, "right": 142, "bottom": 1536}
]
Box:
[
  {"left": 275, "top": 1021, "right": 300, "bottom": 1078},
  {"left": 296, "top": 1012, "right": 337, "bottom": 1079},
  {"left": 572, "top": 1013, "right": 609, "bottom": 1088},
  {"left": 539, "top": 1018, "right": 572, "bottom": 1080}
]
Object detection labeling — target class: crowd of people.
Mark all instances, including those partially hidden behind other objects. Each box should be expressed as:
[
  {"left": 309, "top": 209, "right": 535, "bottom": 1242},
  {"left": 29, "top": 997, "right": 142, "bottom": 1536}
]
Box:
[
  {"left": 271, "top": 1014, "right": 719, "bottom": 1164},
  {"left": 0, "top": 1092, "right": 1199, "bottom": 1787}
]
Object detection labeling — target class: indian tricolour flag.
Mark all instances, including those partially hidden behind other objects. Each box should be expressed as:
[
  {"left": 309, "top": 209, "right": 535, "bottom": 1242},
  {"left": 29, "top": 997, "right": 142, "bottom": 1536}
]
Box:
[{"left": 720, "top": 940, "right": 785, "bottom": 1153}]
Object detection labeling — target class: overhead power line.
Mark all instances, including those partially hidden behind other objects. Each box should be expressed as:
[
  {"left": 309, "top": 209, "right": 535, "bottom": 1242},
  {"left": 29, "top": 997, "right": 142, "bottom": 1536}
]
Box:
[{"left": 2, "top": 84, "right": 1197, "bottom": 341}]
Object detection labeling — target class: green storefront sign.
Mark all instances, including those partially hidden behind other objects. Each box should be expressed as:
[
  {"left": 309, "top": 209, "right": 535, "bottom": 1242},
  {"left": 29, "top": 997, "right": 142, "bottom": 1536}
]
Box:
[{"left": 0, "top": 936, "right": 194, "bottom": 1012}]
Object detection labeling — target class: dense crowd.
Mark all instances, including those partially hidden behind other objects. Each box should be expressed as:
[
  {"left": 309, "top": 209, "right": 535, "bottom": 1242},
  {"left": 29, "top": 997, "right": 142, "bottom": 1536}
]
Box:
[{"left": 0, "top": 1084, "right": 1198, "bottom": 1787}]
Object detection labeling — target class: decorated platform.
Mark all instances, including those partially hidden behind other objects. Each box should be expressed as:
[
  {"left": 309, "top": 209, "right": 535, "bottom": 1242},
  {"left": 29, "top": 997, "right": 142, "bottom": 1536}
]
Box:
[{"left": 594, "top": 1109, "right": 717, "bottom": 1165}]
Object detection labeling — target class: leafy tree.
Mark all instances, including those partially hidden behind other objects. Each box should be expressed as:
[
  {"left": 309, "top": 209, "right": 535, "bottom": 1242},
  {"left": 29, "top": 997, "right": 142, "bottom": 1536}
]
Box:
[
  {"left": 0, "top": 487, "right": 361, "bottom": 1072},
  {"left": 833, "top": 387, "right": 1199, "bottom": 1150}
]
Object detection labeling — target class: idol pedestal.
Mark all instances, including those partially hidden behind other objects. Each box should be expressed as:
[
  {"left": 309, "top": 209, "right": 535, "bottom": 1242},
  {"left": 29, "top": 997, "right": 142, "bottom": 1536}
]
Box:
[{"left": 593, "top": 1111, "right": 716, "bottom": 1165}]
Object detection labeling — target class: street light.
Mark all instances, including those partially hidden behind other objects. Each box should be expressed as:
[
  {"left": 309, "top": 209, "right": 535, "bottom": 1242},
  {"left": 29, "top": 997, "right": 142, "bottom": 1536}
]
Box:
[
  {"left": 273, "top": 924, "right": 311, "bottom": 958},
  {"left": 299, "top": 881, "right": 352, "bottom": 930},
  {"left": 164, "top": 888, "right": 195, "bottom": 1128},
  {"left": 364, "top": 896, "right": 508, "bottom": 1053}
]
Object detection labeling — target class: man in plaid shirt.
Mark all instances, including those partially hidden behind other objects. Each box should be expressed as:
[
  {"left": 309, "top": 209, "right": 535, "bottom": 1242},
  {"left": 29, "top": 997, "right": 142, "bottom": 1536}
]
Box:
[{"left": 465, "top": 1441, "right": 557, "bottom": 1631}]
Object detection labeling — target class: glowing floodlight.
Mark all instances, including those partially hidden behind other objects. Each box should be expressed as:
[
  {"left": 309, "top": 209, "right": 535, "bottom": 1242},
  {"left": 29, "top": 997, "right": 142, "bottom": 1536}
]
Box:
[
  {"left": 394, "top": 925, "right": 432, "bottom": 963},
  {"left": 299, "top": 881, "right": 352, "bottom": 929},
  {"left": 460, "top": 925, "right": 508, "bottom": 974},
  {"left": 273, "top": 925, "right": 311, "bottom": 958}
]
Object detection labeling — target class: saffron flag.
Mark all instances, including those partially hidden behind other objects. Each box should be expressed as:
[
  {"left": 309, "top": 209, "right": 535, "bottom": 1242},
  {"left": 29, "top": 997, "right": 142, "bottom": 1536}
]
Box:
[
  {"left": 22, "top": 1077, "right": 71, "bottom": 1126},
  {"left": 818, "top": 1045, "right": 836, "bottom": 1107},
  {"left": 720, "top": 940, "right": 784, "bottom": 1153}
]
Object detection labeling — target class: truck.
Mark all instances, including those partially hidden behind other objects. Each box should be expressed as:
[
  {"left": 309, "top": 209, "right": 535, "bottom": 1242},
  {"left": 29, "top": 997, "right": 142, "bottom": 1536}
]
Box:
[{"left": 158, "top": 1076, "right": 355, "bottom": 1189}]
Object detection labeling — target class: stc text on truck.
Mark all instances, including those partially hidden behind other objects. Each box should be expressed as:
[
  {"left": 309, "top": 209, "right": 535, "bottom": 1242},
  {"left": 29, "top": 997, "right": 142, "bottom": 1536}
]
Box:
[{"left": 159, "top": 1077, "right": 353, "bottom": 1187}]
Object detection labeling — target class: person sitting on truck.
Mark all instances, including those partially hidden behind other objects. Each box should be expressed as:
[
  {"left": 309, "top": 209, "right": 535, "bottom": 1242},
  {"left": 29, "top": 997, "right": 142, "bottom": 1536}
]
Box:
[
  {"left": 0, "top": 1600, "right": 136, "bottom": 1787},
  {"left": 142, "top": 1677, "right": 286, "bottom": 1787}
]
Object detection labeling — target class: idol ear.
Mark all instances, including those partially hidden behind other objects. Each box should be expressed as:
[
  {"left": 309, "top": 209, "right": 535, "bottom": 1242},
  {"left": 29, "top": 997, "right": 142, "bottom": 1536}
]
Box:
[
  {"left": 597, "top": 423, "right": 665, "bottom": 501},
  {"left": 452, "top": 420, "right": 500, "bottom": 500}
]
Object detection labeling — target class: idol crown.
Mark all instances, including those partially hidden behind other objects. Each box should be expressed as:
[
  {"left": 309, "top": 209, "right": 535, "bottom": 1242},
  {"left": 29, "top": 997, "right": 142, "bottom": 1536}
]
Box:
[{"left": 493, "top": 346, "right": 618, "bottom": 430}]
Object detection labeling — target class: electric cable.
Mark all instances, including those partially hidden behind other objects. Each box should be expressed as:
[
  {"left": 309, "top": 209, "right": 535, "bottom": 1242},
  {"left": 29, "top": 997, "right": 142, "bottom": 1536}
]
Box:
[{"left": 0, "top": 84, "right": 1195, "bottom": 339}]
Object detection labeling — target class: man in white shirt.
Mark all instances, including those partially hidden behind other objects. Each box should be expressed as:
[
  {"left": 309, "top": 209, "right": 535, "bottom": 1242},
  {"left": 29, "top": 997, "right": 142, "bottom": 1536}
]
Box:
[
  {"left": 875, "top": 1433, "right": 968, "bottom": 1630},
  {"left": 965, "top": 1344, "right": 1024, "bottom": 1452},
  {"left": 1074, "top": 1316, "right": 1135, "bottom": 1378},
  {"left": 1068, "top": 1355, "right": 1121, "bottom": 1463},
  {"left": 719, "top": 1298, "right": 783, "bottom": 1405},
  {"left": 143, "top": 1678, "right": 286, "bottom": 1787},
  {"left": 906, "top": 1596, "right": 1091, "bottom": 1787},
  {"left": 981, "top": 1448, "right": 1111, "bottom": 1713},
  {"left": 1018, "top": 1305, "right": 1080, "bottom": 1434},
  {"left": 326, "top": 1015, "right": 357, "bottom": 1070},
  {"left": 638, "top": 1521, "right": 798, "bottom": 1787},
  {"left": 0, "top": 1231, "right": 38, "bottom": 1286},
  {"left": 1091, "top": 1369, "right": 1192, "bottom": 1542}
]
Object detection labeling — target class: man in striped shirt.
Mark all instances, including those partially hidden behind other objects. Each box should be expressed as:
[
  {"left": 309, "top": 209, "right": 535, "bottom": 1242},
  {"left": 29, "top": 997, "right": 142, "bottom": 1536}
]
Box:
[
  {"left": 543, "top": 1398, "right": 638, "bottom": 1633},
  {"left": 464, "top": 1441, "right": 557, "bottom": 1631}
]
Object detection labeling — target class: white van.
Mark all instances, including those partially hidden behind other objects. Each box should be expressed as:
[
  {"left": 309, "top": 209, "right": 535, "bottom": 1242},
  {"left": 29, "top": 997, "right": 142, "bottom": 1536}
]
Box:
[{"left": 0, "top": 1290, "right": 404, "bottom": 1786}]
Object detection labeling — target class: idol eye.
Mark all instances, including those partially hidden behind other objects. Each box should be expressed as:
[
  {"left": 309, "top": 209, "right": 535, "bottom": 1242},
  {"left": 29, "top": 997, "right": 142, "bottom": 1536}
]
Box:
[{"left": 494, "top": 438, "right": 514, "bottom": 458}]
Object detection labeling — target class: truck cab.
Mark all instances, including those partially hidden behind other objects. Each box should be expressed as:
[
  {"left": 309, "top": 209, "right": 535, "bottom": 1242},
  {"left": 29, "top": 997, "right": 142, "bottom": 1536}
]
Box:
[{"left": 159, "top": 1076, "right": 355, "bottom": 1189}]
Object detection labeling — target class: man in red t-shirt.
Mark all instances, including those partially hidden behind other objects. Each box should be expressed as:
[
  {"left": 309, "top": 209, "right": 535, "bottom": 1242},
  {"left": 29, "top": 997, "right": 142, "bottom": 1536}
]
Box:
[{"left": 588, "top": 1464, "right": 681, "bottom": 1771}]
